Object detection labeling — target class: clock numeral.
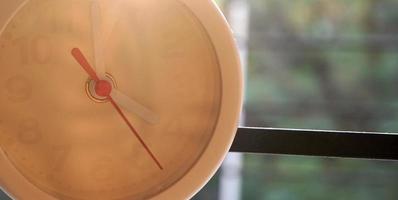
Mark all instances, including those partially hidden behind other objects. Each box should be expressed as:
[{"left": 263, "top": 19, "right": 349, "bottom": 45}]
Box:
[
  {"left": 50, "top": 5, "right": 82, "bottom": 34},
  {"left": 90, "top": 156, "right": 115, "bottom": 183},
  {"left": 12, "top": 36, "right": 52, "bottom": 65},
  {"left": 31, "top": 36, "right": 52, "bottom": 64},
  {"left": 11, "top": 37, "right": 29, "bottom": 65},
  {"left": 160, "top": 23, "right": 192, "bottom": 64},
  {"left": 51, "top": 145, "right": 71, "bottom": 171},
  {"left": 47, "top": 145, "right": 71, "bottom": 180},
  {"left": 162, "top": 32, "right": 186, "bottom": 59},
  {"left": 5, "top": 75, "right": 32, "bottom": 103},
  {"left": 17, "top": 119, "right": 41, "bottom": 144}
]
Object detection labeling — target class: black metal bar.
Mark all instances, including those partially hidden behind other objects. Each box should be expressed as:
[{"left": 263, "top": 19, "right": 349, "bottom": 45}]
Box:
[{"left": 230, "top": 127, "right": 398, "bottom": 161}]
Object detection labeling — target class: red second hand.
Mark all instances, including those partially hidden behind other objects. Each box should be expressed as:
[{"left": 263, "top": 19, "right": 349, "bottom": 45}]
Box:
[
  {"left": 108, "top": 96, "right": 163, "bottom": 170},
  {"left": 71, "top": 48, "right": 163, "bottom": 170}
]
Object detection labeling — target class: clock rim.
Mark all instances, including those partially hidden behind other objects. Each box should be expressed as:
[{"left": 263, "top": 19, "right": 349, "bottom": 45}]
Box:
[
  {"left": 0, "top": 0, "right": 243, "bottom": 199},
  {"left": 153, "top": 0, "right": 242, "bottom": 199}
]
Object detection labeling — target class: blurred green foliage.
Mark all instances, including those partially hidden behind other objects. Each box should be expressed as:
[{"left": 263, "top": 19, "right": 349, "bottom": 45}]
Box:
[
  {"left": 246, "top": 0, "right": 398, "bottom": 132},
  {"left": 197, "top": 0, "right": 398, "bottom": 199}
]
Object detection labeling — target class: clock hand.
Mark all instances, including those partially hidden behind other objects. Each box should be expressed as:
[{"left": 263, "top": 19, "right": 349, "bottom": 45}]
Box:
[
  {"left": 71, "top": 47, "right": 163, "bottom": 170},
  {"left": 110, "top": 89, "right": 160, "bottom": 124},
  {"left": 72, "top": 48, "right": 159, "bottom": 124},
  {"left": 71, "top": 48, "right": 100, "bottom": 81},
  {"left": 103, "top": 0, "right": 124, "bottom": 44},
  {"left": 90, "top": 1, "right": 159, "bottom": 124},
  {"left": 91, "top": 0, "right": 106, "bottom": 79},
  {"left": 108, "top": 96, "right": 163, "bottom": 170}
]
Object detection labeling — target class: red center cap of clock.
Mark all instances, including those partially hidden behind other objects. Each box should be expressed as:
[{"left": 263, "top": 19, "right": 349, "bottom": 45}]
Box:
[{"left": 95, "top": 80, "right": 112, "bottom": 97}]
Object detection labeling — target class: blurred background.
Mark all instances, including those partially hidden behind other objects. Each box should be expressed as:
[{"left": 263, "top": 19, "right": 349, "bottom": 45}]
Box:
[
  {"left": 2, "top": 0, "right": 398, "bottom": 199},
  {"left": 193, "top": 0, "right": 398, "bottom": 200}
]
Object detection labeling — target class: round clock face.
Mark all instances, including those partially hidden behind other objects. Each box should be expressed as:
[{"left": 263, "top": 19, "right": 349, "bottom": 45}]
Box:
[{"left": 0, "top": 0, "right": 241, "bottom": 199}]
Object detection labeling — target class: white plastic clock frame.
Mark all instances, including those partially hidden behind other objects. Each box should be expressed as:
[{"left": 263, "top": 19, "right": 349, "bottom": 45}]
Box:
[{"left": 0, "top": 0, "right": 243, "bottom": 199}]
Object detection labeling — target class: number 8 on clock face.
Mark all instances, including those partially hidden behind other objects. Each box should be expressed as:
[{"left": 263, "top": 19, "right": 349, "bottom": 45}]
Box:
[{"left": 0, "top": 0, "right": 242, "bottom": 199}]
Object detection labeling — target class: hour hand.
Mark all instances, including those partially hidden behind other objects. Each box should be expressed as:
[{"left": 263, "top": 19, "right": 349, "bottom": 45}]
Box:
[
  {"left": 91, "top": 0, "right": 106, "bottom": 79},
  {"left": 110, "top": 89, "right": 160, "bottom": 124}
]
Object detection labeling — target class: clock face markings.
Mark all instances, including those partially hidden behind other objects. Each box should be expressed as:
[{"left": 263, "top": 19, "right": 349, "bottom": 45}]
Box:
[
  {"left": 49, "top": 146, "right": 70, "bottom": 173},
  {"left": 17, "top": 119, "right": 41, "bottom": 144},
  {"left": 0, "top": 0, "right": 224, "bottom": 199},
  {"left": 125, "top": 142, "right": 147, "bottom": 169},
  {"left": 89, "top": 156, "right": 115, "bottom": 185},
  {"left": 11, "top": 37, "right": 29, "bottom": 65},
  {"left": 45, "top": 145, "right": 71, "bottom": 184},
  {"left": 5, "top": 75, "right": 32, "bottom": 103},
  {"left": 30, "top": 36, "right": 52, "bottom": 64},
  {"left": 9, "top": 35, "right": 53, "bottom": 66},
  {"left": 161, "top": 29, "right": 189, "bottom": 61},
  {"left": 159, "top": 16, "right": 192, "bottom": 64},
  {"left": 30, "top": 0, "right": 87, "bottom": 35}
]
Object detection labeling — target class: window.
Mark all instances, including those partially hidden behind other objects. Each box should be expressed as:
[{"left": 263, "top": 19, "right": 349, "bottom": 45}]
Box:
[{"left": 194, "top": 0, "right": 398, "bottom": 200}]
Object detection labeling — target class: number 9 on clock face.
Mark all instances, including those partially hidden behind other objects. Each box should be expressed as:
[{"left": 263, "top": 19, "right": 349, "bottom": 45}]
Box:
[{"left": 0, "top": 0, "right": 242, "bottom": 199}]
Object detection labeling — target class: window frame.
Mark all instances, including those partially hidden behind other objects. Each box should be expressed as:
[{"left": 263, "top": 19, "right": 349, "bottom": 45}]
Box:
[{"left": 230, "top": 127, "right": 398, "bottom": 161}]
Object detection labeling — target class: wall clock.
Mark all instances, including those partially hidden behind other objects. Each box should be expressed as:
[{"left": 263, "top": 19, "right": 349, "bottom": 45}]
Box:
[{"left": 0, "top": 0, "right": 242, "bottom": 199}]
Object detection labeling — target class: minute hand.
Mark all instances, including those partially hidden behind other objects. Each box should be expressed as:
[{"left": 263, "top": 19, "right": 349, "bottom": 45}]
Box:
[
  {"left": 110, "top": 89, "right": 160, "bottom": 124},
  {"left": 91, "top": 0, "right": 106, "bottom": 79}
]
